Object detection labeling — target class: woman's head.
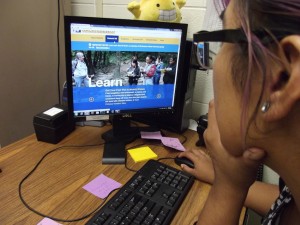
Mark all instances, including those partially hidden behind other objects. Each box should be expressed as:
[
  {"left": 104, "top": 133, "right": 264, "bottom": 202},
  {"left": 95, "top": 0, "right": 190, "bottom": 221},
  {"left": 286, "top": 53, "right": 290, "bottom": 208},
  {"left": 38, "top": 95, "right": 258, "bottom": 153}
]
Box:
[
  {"left": 146, "top": 55, "right": 155, "bottom": 64},
  {"left": 157, "top": 55, "right": 163, "bottom": 62},
  {"left": 212, "top": 0, "right": 300, "bottom": 155},
  {"left": 132, "top": 60, "right": 138, "bottom": 67},
  {"left": 169, "top": 56, "right": 177, "bottom": 64}
]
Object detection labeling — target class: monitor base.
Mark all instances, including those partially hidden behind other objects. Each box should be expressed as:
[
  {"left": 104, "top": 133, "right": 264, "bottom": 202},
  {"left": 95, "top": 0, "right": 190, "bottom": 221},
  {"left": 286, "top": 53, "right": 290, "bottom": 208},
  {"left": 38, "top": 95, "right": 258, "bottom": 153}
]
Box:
[
  {"left": 101, "top": 115, "right": 141, "bottom": 164},
  {"left": 102, "top": 142, "right": 126, "bottom": 164}
]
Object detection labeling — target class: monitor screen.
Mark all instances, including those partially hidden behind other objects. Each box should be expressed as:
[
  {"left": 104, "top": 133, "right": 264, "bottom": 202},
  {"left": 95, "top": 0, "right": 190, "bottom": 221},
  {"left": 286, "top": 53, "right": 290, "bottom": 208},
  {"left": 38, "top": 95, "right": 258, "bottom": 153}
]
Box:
[{"left": 64, "top": 16, "right": 187, "bottom": 121}]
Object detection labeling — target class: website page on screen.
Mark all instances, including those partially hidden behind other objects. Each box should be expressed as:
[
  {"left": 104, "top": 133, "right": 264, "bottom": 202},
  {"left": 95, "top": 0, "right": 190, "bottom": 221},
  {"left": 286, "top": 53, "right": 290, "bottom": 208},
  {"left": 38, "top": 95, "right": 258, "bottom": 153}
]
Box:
[{"left": 70, "top": 23, "right": 183, "bottom": 116}]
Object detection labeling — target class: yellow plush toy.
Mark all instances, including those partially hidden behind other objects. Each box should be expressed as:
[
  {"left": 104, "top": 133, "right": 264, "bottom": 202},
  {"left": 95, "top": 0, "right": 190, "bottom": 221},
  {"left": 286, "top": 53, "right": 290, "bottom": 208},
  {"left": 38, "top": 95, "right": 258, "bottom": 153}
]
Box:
[{"left": 127, "top": 0, "right": 186, "bottom": 23}]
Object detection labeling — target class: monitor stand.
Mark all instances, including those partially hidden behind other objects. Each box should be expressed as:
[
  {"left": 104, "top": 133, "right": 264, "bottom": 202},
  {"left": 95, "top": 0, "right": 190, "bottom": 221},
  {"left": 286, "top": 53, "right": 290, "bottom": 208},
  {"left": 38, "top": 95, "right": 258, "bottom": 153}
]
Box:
[{"left": 101, "top": 115, "right": 140, "bottom": 164}]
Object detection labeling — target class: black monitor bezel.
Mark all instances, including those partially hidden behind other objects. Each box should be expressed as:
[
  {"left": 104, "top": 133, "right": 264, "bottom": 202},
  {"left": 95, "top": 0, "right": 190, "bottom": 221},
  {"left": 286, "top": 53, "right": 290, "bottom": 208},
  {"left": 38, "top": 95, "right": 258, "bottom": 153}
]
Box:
[{"left": 64, "top": 16, "right": 188, "bottom": 122}]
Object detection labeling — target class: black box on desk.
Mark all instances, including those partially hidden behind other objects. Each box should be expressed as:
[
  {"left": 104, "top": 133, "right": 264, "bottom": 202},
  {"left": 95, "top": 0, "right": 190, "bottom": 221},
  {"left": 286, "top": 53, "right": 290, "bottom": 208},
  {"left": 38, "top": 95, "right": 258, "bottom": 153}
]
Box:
[{"left": 33, "top": 104, "right": 75, "bottom": 144}]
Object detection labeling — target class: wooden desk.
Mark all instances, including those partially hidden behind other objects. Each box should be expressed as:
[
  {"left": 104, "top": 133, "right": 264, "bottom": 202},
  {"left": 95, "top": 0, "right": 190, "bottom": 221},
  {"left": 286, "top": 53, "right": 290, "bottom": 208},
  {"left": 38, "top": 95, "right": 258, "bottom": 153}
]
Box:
[{"left": 0, "top": 125, "right": 245, "bottom": 225}]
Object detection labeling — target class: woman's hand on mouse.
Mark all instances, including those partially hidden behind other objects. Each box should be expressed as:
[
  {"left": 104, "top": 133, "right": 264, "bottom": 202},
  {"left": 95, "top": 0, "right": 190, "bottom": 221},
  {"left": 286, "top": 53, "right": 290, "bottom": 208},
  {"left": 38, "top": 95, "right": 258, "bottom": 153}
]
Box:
[
  {"left": 178, "top": 149, "right": 214, "bottom": 184},
  {"left": 179, "top": 100, "right": 265, "bottom": 192}
]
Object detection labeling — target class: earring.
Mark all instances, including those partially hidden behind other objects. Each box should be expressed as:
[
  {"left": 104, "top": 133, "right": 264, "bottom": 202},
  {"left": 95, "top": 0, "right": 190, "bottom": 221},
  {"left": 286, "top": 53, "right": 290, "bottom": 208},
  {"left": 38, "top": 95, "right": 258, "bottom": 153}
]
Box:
[{"left": 261, "top": 101, "right": 271, "bottom": 113}]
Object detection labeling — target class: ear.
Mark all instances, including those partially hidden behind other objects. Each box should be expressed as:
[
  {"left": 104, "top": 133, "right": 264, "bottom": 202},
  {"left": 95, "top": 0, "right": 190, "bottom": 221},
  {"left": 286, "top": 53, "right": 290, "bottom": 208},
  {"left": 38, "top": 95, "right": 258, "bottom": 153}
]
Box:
[{"left": 264, "top": 35, "right": 300, "bottom": 122}]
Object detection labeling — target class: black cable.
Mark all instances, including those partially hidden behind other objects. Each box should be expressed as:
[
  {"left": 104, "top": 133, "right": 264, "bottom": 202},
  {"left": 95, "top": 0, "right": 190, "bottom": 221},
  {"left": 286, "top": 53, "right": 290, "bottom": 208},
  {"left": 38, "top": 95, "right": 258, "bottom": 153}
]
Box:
[
  {"left": 124, "top": 159, "right": 138, "bottom": 173},
  {"left": 18, "top": 143, "right": 117, "bottom": 223},
  {"left": 157, "top": 157, "right": 175, "bottom": 162},
  {"left": 57, "top": 0, "right": 61, "bottom": 105},
  {"left": 179, "top": 133, "right": 188, "bottom": 145},
  {"left": 20, "top": 186, "right": 119, "bottom": 222}
]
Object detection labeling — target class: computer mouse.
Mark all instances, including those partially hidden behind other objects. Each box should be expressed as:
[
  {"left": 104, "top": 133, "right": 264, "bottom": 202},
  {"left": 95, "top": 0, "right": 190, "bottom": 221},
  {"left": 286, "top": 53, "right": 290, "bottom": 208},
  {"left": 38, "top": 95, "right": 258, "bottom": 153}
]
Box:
[{"left": 174, "top": 156, "right": 195, "bottom": 169}]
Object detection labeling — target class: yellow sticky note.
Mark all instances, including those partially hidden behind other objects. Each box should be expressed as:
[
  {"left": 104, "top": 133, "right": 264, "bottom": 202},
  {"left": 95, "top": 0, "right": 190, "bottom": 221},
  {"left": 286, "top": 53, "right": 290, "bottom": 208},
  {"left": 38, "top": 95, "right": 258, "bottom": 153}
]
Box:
[{"left": 128, "top": 146, "right": 158, "bottom": 163}]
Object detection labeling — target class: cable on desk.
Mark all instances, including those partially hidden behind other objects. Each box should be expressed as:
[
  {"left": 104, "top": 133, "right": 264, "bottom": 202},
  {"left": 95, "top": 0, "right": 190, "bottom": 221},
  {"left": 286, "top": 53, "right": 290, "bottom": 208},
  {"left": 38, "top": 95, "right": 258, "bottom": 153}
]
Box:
[
  {"left": 20, "top": 185, "right": 119, "bottom": 222},
  {"left": 18, "top": 143, "right": 114, "bottom": 222},
  {"left": 179, "top": 133, "right": 188, "bottom": 145},
  {"left": 157, "top": 157, "right": 176, "bottom": 162}
]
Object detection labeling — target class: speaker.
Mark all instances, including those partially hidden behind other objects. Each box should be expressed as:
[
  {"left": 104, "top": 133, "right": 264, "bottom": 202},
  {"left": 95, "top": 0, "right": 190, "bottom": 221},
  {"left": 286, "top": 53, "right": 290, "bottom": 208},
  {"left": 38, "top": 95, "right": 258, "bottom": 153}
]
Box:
[{"left": 133, "top": 40, "right": 196, "bottom": 133}]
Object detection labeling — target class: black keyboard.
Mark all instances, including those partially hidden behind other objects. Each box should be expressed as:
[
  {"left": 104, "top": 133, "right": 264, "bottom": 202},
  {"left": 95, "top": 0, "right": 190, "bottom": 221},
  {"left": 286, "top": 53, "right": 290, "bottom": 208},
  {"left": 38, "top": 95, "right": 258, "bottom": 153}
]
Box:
[{"left": 86, "top": 159, "right": 194, "bottom": 225}]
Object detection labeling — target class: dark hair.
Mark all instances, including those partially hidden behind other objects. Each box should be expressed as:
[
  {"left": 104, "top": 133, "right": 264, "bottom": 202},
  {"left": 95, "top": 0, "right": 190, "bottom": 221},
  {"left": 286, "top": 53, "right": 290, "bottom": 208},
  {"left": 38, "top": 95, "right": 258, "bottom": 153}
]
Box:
[
  {"left": 132, "top": 59, "right": 138, "bottom": 67},
  {"left": 219, "top": 0, "right": 300, "bottom": 145},
  {"left": 170, "top": 56, "right": 177, "bottom": 62},
  {"left": 146, "top": 55, "right": 156, "bottom": 62},
  {"left": 157, "top": 55, "right": 163, "bottom": 61}
]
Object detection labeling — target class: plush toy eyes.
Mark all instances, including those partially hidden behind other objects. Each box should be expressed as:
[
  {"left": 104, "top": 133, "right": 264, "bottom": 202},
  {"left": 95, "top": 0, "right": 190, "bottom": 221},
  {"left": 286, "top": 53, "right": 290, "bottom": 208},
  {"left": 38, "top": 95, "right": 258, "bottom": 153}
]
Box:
[{"left": 156, "top": 4, "right": 160, "bottom": 7}]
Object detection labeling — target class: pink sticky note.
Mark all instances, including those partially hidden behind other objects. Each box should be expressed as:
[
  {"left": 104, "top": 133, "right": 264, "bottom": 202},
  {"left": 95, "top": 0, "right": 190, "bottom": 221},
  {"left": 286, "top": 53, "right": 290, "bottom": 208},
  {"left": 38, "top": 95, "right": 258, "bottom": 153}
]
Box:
[
  {"left": 37, "top": 218, "right": 62, "bottom": 225},
  {"left": 83, "top": 174, "right": 122, "bottom": 199},
  {"left": 140, "top": 131, "right": 163, "bottom": 140},
  {"left": 161, "top": 137, "right": 186, "bottom": 151}
]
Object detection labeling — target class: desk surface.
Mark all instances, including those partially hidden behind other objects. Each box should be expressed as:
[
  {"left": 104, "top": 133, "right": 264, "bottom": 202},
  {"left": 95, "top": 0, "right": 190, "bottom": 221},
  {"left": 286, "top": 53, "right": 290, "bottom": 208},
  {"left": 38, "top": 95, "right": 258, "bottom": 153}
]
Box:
[{"left": 0, "top": 124, "right": 245, "bottom": 225}]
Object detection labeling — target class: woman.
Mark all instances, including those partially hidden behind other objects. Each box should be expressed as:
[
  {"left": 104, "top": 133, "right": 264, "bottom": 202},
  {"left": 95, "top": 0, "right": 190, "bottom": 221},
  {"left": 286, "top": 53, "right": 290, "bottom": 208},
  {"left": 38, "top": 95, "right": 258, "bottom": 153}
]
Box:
[
  {"left": 127, "top": 60, "right": 140, "bottom": 85},
  {"left": 178, "top": 0, "right": 300, "bottom": 224},
  {"left": 163, "top": 56, "right": 177, "bottom": 84},
  {"left": 141, "top": 55, "right": 156, "bottom": 85},
  {"left": 153, "top": 55, "right": 165, "bottom": 85}
]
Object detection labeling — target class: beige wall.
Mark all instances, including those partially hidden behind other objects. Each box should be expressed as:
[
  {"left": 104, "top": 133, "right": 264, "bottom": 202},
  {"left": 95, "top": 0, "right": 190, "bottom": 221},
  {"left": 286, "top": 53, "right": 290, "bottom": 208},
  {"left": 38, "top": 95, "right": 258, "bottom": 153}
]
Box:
[{"left": 0, "top": 0, "right": 71, "bottom": 147}]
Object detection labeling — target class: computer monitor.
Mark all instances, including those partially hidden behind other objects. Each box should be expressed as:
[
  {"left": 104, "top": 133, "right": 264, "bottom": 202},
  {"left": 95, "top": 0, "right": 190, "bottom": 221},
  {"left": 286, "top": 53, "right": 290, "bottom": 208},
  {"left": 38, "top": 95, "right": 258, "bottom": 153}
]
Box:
[{"left": 64, "top": 16, "right": 188, "bottom": 163}]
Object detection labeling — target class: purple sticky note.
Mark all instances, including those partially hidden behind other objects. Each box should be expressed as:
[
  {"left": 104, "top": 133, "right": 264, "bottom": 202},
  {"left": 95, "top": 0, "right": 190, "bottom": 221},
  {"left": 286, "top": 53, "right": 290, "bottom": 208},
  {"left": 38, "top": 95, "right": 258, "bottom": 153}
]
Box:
[
  {"left": 83, "top": 174, "right": 122, "bottom": 199},
  {"left": 161, "top": 137, "right": 186, "bottom": 151},
  {"left": 37, "top": 218, "right": 62, "bottom": 225},
  {"left": 140, "top": 131, "right": 163, "bottom": 140}
]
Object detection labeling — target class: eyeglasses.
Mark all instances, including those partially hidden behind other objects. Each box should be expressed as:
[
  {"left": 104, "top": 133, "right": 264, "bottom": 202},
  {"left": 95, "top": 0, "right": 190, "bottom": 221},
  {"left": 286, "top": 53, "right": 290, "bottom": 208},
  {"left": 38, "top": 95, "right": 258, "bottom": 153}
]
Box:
[{"left": 193, "top": 28, "right": 294, "bottom": 69}]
